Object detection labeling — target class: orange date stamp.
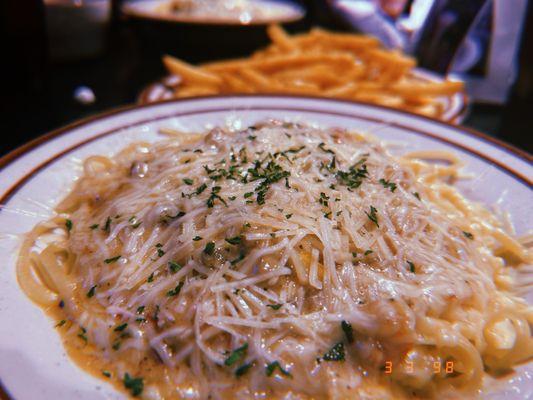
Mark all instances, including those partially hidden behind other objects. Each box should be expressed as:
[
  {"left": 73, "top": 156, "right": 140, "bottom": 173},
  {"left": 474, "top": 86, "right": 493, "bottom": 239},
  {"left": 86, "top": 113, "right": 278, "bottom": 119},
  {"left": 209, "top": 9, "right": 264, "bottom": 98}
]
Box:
[{"left": 383, "top": 361, "right": 454, "bottom": 374}]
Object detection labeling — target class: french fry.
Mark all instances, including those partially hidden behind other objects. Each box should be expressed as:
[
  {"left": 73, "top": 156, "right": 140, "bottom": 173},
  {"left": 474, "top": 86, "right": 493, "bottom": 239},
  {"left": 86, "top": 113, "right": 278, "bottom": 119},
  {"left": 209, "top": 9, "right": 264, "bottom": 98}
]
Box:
[
  {"left": 220, "top": 73, "right": 253, "bottom": 93},
  {"left": 175, "top": 85, "right": 219, "bottom": 97},
  {"left": 267, "top": 24, "right": 298, "bottom": 52},
  {"left": 389, "top": 81, "right": 464, "bottom": 97},
  {"left": 203, "top": 53, "right": 356, "bottom": 73},
  {"left": 238, "top": 69, "right": 282, "bottom": 91}
]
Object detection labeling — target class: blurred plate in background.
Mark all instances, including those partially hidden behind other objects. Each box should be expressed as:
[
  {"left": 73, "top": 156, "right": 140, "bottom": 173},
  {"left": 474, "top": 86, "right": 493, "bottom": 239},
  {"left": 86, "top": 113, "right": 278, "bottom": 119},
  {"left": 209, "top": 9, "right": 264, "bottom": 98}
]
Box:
[
  {"left": 121, "top": 0, "right": 305, "bottom": 62},
  {"left": 121, "top": 0, "right": 305, "bottom": 25}
]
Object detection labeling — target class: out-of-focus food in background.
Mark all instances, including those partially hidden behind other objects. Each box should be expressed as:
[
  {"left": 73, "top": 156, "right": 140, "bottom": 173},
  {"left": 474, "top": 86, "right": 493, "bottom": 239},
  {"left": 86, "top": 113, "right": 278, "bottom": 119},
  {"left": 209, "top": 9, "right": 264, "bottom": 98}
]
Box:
[
  {"left": 152, "top": 25, "right": 464, "bottom": 121},
  {"left": 161, "top": 0, "right": 301, "bottom": 23}
]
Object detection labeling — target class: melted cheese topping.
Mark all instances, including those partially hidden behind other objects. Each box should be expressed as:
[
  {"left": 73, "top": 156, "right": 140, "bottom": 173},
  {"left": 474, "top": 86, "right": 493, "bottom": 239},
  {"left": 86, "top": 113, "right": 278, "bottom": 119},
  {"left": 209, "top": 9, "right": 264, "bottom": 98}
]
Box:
[{"left": 17, "top": 121, "right": 532, "bottom": 399}]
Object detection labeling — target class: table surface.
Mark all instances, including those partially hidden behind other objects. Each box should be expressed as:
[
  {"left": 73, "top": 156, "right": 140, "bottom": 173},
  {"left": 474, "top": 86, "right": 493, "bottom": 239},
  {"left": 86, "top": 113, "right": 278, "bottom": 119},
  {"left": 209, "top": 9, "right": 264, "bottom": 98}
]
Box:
[{"left": 1, "top": 24, "right": 531, "bottom": 159}]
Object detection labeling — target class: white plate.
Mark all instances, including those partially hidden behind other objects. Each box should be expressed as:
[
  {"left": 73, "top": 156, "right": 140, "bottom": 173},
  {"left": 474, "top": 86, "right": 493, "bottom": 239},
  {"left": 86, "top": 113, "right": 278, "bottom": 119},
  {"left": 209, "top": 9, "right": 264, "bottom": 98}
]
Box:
[
  {"left": 0, "top": 96, "right": 531, "bottom": 400},
  {"left": 121, "top": 0, "right": 305, "bottom": 25}
]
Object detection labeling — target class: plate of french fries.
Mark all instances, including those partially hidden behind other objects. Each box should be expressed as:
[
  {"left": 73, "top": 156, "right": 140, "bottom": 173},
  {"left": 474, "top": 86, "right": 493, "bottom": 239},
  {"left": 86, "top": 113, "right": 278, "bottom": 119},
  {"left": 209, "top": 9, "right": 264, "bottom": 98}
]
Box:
[{"left": 138, "top": 25, "right": 468, "bottom": 123}]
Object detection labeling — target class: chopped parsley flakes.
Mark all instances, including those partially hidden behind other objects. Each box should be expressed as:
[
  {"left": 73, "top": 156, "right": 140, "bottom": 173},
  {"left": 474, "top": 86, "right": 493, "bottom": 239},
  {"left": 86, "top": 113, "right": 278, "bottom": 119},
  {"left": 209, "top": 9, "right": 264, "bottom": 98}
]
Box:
[
  {"left": 166, "top": 281, "right": 184, "bottom": 297},
  {"left": 407, "top": 260, "right": 416, "bottom": 273},
  {"left": 463, "top": 231, "right": 474, "bottom": 240},
  {"left": 225, "top": 235, "right": 242, "bottom": 245},
  {"left": 336, "top": 158, "right": 368, "bottom": 189},
  {"left": 224, "top": 343, "right": 248, "bottom": 366},
  {"left": 266, "top": 361, "right": 292, "bottom": 377},
  {"left": 322, "top": 342, "right": 345, "bottom": 361},
  {"left": 86, "top": 285, "right": 97, "bottom": 298},
  {"left": 114, "top": 323, "right": 128, "bottom": 332},
  {"left": 104, "top": 255, "right": 121, "bottom": 264},
  {"left": 55, "top": 320, "right": 66, "bottom": 328},
  {"left": 204, "top": 241, "right": 215, "bottom": 255},
  {"left": 379, "top": 178, "right": 397, "bottom": 192},
  {"left": 341, "top": 321, "right": 354, "bottom": 343},
  {"left": 365, "top": 206, "right": 379, "bottom": 228},
  {"left": 123, "top": 373, "right": 144, "bottom": 397},
  {"left": 235, "top": 362, "right": 253, "bottom": 377},
  {"left": 168, "top": 261, "right": 182, "bottom": 273}
]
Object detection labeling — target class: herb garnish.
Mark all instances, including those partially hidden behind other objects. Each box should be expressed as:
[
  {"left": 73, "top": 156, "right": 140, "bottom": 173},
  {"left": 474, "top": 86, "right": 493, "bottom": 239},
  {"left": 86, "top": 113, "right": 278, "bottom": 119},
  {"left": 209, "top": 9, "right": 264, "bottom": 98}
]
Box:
[
  {"left": 207, "top": 186, "right": 227, "bottom": 208},
  {"left": 183, "top": 178, "right": 194, "bottom": 185},
  {"left": 407, "top": 261, "right": 416, "bottom": 273},
  {"left": 147, "top": 272, "right": 154, "bottom": 283},
  {"left": 322, "top": 342, "right": 345, "bottom": 361},
  {"left": 104, "top": 255, "right": 121, "bottom": 264},
  {"left": 336, "top": 158, "right": 368, "bottom": 189},
  {"left": 55, "top": 320, "right": 66, "bottom": 328},
  {"left": 235, "top": 362, "right": 253, "bottom": 377},
  {"left": 77, "top": 327, "right": 88, "bottom": 343},
  {"left": 266, "top": 361, "right": 292, "bottom": 377},
  {"left": 136, "top": 306, "right": 145, "bottom": 314},
  {"left": 231, "top": 251, "right": 246, "bottom": 265},
  {"left": 195, "top": 183, "right": 208, "bottom": 195},
  {"left": 168, "top": 261, "right": 182, "bottom": 273},
  {"left": 365, "top": 206, "right": 379, "bottom": 227},
  {"left": 285, "top": 213, "right": 292, "bottom": 219},
  {"left": 65, "top": 219, "right": 73, "bottom": 232},
  {"left": 103, "top": 217, "right": 111, "bottom": 232},
  {"left": 90, "top": 224, "right": 99, "bottom": 230},
  {"left": 204, "top": 241, "right": 215, "bottom": 255},
  {"left": 379, "top": 178, "right": 397, "bottom": 192},
  {"left": 87, "top": 285, "right": 97, "bottom": 298},
  {"left": 462, "top": 231, "right": 474, "bottom": 240},
  {"left": 225, "top": 236, "right": 242, "bottom": 245},
  {"left": 123, "top": 373, "right": 144, "bottom": 397},
  {"left": 341, "top": 321, "right": 354, "bottom": 343},
  {"left": 114, "top": 323, "right": 128, "bottom": 332},
  {"left": 364, "top": 250, "right": 373, "bottom": 256},
  {"left": 193, "top": 236, "right": 202, "bottom": 241},
  {"left": 318, "top": 192, "right": 329, "bottom": 206},
  {"left": 166, "top": 281, "right": 184, "bottom": 297},
  {"left": 413, "top": 192, "right": 421, "bottom": 200},
  {"left": 247, "top": 159, "right": 290, "bottom": 205},
  {"left": 102, "top": 371, "right": 111, "bottom": 378},
  {"left": 266, "top": 304, "right": 282, "bottom": 310},
  {"left": 224, "top": 343, "right": 248, "bottom": 366},
  {"left": 318, "top": 142, "right": 335, "bottom": 154}
]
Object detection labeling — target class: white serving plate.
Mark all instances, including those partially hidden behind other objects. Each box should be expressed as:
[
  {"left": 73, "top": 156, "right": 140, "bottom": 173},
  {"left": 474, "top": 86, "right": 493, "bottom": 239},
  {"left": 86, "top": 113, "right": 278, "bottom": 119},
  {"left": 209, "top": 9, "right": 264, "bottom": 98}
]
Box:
[
  {"left": 121, "top": 0, "right": 304, "bottom": 25},
  {"left": 0, "top": 95, "right": 531, "bottom": 399}
]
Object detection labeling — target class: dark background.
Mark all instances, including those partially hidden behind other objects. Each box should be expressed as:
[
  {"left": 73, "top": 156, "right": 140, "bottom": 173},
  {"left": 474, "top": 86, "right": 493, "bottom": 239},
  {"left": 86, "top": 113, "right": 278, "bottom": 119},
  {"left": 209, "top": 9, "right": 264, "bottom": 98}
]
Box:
[{"left": 1, "top": 0, "right": 532, "bottom": 157}]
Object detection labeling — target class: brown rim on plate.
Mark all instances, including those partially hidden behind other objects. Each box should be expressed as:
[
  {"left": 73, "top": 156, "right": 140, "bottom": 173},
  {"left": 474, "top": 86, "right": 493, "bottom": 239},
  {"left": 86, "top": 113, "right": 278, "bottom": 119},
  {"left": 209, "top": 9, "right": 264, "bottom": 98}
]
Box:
[
  {"left": 136, "top": 74, "right": 470, "bottom": 124},
  {"left": 0, "top": 95, "right": 531, "bottom": 400},
  {"left": 121, "top": 1, "right": 305, "bottom": 26}
]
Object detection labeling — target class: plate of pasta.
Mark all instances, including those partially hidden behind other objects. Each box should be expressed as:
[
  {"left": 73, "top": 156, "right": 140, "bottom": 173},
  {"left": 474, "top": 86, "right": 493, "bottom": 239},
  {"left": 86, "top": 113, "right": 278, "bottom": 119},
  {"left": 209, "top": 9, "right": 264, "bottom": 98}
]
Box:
[{"left": 0, "top": 95, "right": 531, "bottom": 400}]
